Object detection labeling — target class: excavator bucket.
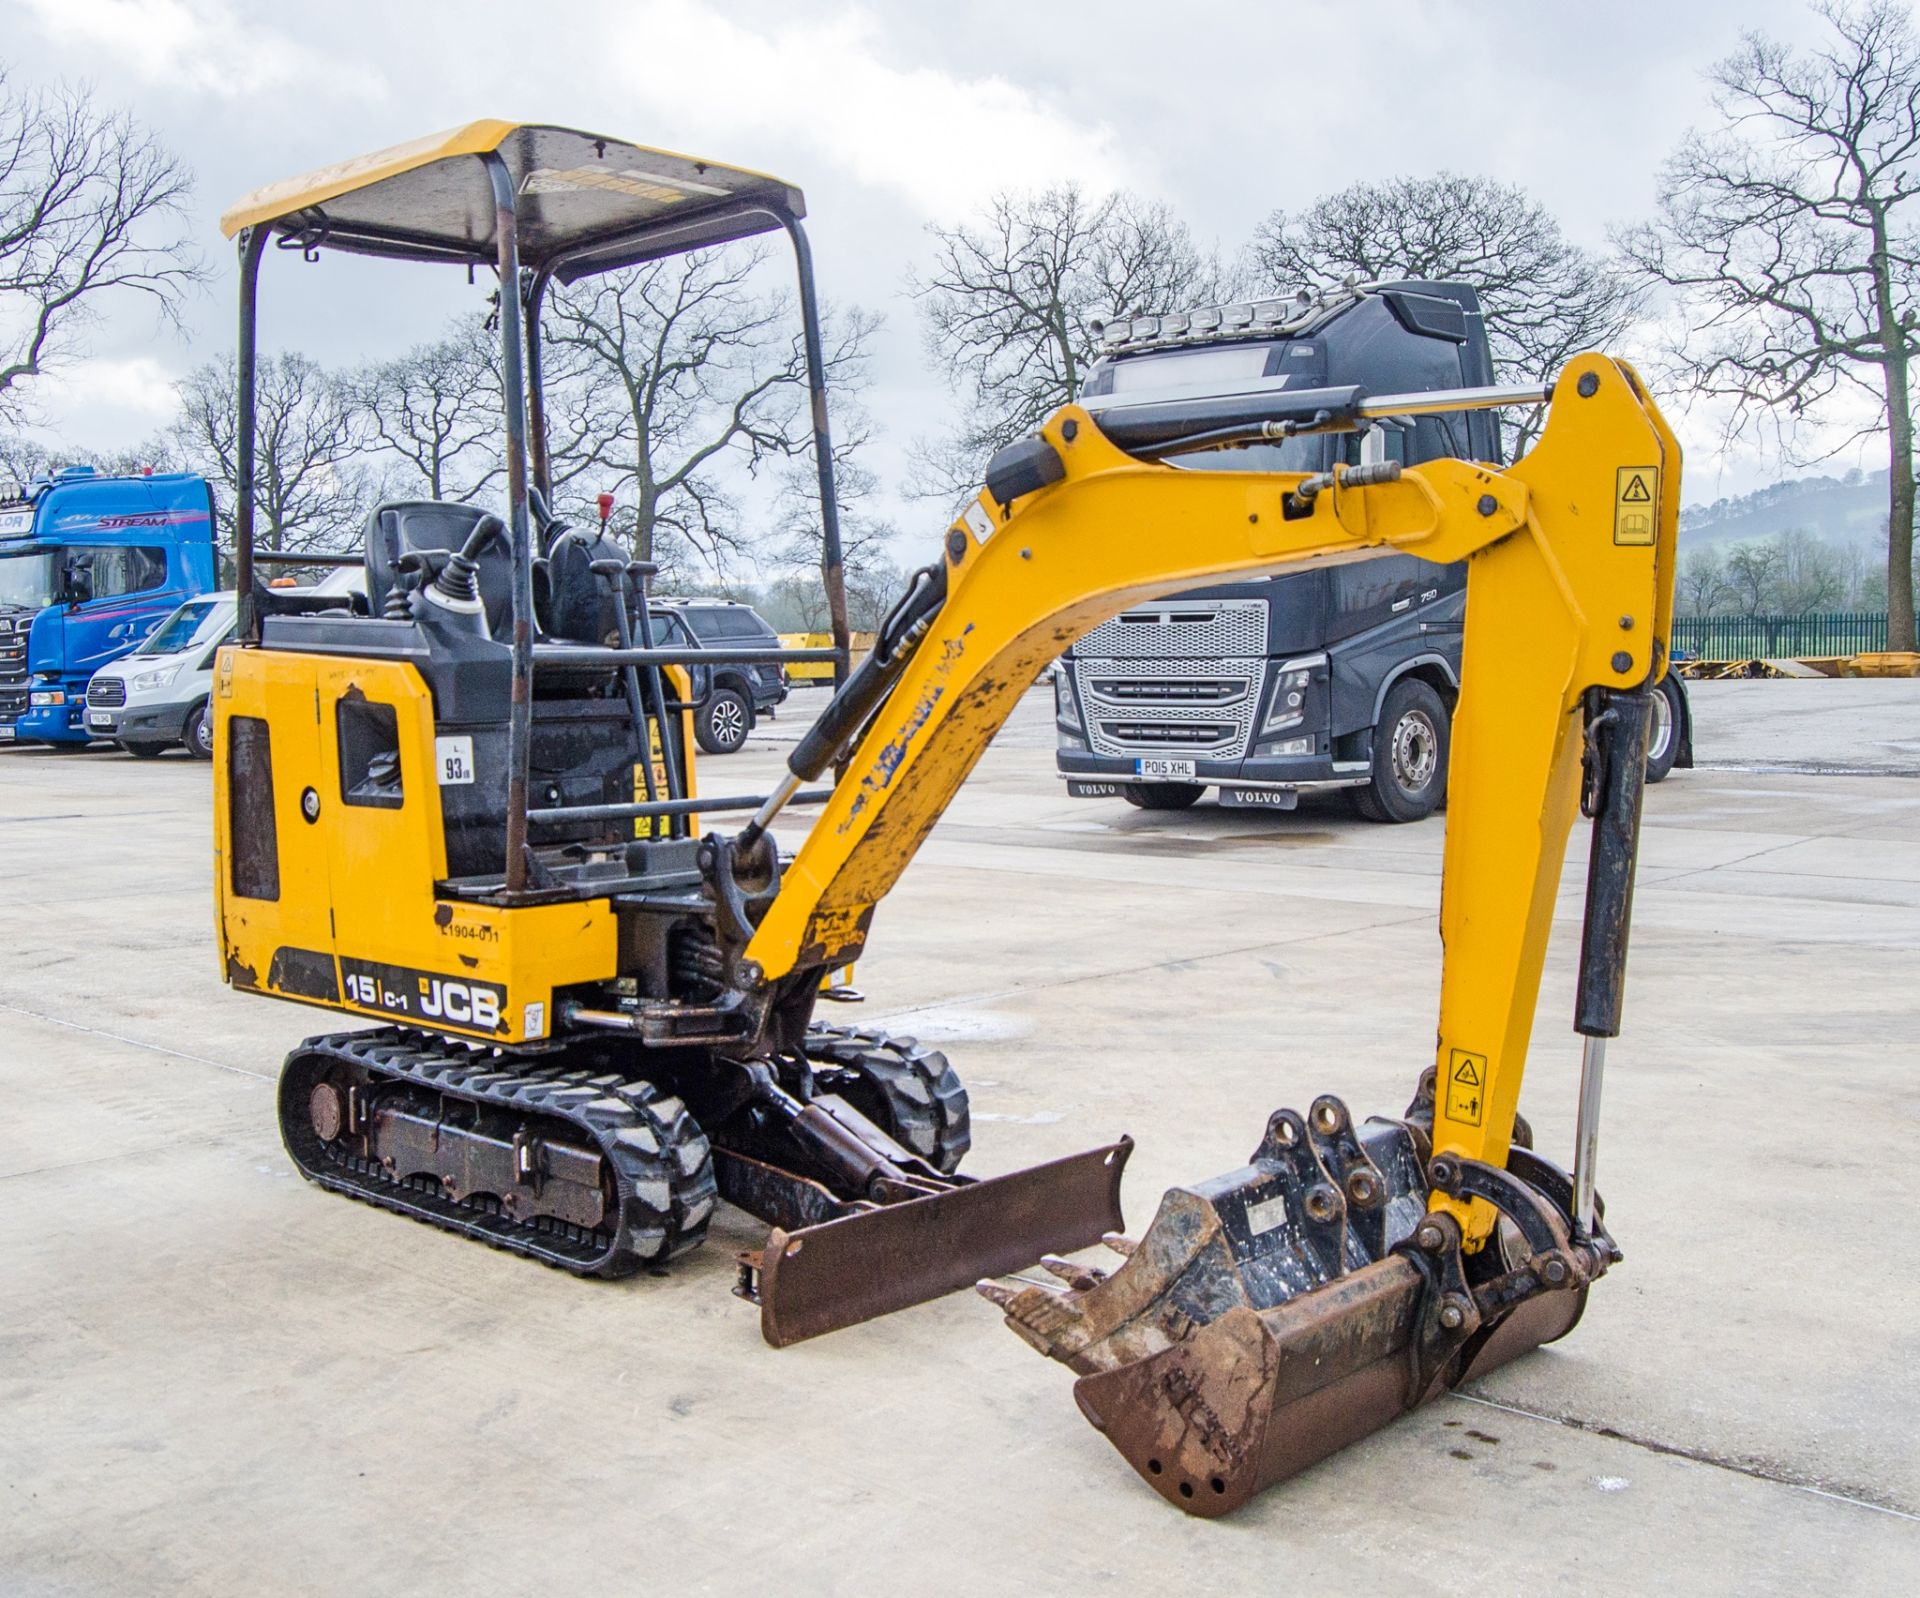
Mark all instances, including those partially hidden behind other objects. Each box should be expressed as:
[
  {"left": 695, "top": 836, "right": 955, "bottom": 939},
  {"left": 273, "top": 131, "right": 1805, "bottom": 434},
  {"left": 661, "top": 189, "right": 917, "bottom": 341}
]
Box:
[
  {"left": 730, "top": 1135, "right": 1132, "bottom": 1346},
  {"left": 984, "top": 1096, "right": 1614, "bottom": 1516}
]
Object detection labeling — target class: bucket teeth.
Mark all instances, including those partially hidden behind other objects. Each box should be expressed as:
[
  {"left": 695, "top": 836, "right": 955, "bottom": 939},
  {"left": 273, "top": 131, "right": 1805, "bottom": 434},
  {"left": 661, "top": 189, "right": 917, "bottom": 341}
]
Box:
[
  {"left": 992, "top": 1102, "right": 1617, "bottom": 1516},
  {"left": 974, "top": 1278, "right": 1027, "bottom": 1312},
  {"left": 1040, "top": 1255, "right": 1106, "bottom": 1290}
]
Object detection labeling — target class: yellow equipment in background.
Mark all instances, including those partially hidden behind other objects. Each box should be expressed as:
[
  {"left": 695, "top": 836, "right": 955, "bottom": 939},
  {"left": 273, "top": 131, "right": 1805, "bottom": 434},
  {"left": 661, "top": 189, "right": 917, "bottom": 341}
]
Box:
[
  {"left": 778, "top": 631, "right": 872, "bottom": 683},
  {"left": 214, "top": 122, "right": 1676, "bottom": 1516}
]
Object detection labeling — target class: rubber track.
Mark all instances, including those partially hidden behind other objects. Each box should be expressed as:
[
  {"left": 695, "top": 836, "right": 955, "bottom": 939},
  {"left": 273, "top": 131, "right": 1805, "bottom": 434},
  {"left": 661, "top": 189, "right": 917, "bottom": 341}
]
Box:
[
  {"left": 804, "top": 1022, "right": 971, "bottom": 1175},
  {"left": 279, "top": 1027, "right": 716, "bottom": 1278}
]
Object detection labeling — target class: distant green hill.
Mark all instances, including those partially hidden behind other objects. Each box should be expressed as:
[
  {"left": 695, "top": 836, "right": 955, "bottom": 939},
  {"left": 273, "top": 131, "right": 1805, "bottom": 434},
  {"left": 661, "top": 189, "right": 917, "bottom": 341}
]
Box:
[{"left": 1681, "top": 471, "right": 1889, "bottom": 551}]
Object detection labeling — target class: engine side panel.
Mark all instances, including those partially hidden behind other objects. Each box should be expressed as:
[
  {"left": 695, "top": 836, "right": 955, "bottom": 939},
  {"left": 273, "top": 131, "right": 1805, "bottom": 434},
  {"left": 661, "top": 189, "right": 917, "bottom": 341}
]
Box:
[{"left": 212, "top": 645, "right": 617, "bottom": 1045}]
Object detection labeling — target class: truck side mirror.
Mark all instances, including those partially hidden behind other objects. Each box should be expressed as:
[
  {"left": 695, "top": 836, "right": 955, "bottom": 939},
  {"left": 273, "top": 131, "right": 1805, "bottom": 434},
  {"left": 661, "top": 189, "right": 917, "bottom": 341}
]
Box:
[{"left": 61, "top": 563, "right": 93, "bottom": 606}]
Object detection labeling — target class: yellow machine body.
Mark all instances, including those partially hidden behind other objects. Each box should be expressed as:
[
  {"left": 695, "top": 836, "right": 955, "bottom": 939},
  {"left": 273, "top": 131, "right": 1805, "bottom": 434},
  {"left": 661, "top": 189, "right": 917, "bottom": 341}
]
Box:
[{"left": 212, "top": 649, "right": 697, "bottom": 1047}]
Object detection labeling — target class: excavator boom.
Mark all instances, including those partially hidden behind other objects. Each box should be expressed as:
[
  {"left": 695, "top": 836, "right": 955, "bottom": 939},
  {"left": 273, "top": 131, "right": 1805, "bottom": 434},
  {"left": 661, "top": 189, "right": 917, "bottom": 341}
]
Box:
[{"left": 735, "top": 353, "right": 1676, "bottom": 1508}]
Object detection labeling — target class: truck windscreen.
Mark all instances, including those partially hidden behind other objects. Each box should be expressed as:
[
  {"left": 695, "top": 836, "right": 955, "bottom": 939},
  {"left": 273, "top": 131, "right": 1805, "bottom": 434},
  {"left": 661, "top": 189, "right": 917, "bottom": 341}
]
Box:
[
  {"left": 145, "top": 600, "right": 223, "bottom": 654},
  {"left": 1102, "top": 344, "right": 1274, "bottom": 395},
  {"left": 0, "top": 551, "right": 56, "bottom": 610}
]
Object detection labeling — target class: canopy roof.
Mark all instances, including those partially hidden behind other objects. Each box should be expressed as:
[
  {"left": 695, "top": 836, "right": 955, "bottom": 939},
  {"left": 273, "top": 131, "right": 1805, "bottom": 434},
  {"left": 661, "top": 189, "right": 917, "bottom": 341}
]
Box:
[{"left": 220, "top": 121, "right": 804, "bottom": 280}]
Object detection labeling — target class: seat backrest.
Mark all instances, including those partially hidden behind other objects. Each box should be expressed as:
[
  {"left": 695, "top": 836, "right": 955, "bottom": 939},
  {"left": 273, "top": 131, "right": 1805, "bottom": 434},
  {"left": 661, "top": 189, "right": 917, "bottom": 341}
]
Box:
[
  {"left": 363, "top": 501, "right": 512, "bottom": 638},
  {"left": 536, "top": 526, "right": 636, "bottom": 646}
]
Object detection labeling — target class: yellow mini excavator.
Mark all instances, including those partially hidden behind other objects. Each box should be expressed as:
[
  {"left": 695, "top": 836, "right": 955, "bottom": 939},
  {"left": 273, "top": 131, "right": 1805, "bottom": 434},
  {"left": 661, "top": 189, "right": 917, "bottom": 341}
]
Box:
[{"left": 215, "top": 124, "right": 1675, "bottom": 1514}]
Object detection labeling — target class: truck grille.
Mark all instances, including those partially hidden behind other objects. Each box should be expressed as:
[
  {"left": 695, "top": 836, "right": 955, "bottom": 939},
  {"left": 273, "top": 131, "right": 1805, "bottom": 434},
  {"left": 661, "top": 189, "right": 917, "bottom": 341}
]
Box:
[
  {"left": 1080, "top": 598, "right": 1267, "bottom": 660},
  {"left": 0, "top": 621, "right": 25, "bottom": 723},
  {"left": 1097, "top": 718, "right": 1242, "bottom": 752},
  {"left": 1074, "top": 600, "right": 1267, "bottom": 760},
  {"left": 87, "top": 676, "right": 126, "bottom": 707}
]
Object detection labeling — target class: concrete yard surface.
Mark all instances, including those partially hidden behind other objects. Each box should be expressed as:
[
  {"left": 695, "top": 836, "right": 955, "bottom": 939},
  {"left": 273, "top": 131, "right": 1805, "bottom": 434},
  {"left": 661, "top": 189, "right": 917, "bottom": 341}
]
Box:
[{"left": 3, "top": 679, "right": 1918, "bottom": 1595}]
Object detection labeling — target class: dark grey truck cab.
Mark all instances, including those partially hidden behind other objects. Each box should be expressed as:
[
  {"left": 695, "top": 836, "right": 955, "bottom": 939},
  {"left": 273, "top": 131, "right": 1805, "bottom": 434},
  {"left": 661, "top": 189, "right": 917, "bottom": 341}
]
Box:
[{"left": 1054, "top": 281, "right": 1689, "bottom": 819}]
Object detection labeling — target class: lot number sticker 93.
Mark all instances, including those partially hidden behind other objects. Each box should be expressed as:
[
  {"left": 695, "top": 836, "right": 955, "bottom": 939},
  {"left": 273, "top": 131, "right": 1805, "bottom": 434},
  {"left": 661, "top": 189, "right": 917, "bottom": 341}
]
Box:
[{"left": 436, "top": 735, "right": 476, "bottom": 786}]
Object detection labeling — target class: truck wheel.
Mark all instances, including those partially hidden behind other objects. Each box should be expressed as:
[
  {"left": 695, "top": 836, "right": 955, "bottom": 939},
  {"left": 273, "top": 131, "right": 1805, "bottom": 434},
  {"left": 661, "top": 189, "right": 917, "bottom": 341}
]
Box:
[
  {"left": 1121, "top": 782, "right": 1205, "bottom": 810},
  {"left": 183, "top": 702, "right": 215, "bottom": 761},
  {"left": 119, "top": 741, "right": 166, "bottom": 759},
  {"left": 694, "top": 686, "right": 751, "bottom": 755},
  {"left": 1645, "top": 676, "right": 1683, "bottom": 783},
  {"left": 1352, "top": 679, "right": 1449, "bottom": 823}
]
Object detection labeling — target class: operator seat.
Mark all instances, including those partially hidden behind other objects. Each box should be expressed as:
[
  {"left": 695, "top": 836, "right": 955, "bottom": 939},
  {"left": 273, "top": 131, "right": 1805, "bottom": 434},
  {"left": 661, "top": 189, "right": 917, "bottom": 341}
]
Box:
[
  {"left": 536, "top": 525, "right": 631, "bottom": 647},
  {"left": 363, "top": 500, "right": 514, "bottom": 640}
]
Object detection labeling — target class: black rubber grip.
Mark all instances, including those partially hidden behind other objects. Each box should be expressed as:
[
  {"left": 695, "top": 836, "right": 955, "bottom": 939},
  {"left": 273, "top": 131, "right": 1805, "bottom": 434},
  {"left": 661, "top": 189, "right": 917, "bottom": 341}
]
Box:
[{"left": 1575, "top": 688, "right": 1653, "bottom": 1037}]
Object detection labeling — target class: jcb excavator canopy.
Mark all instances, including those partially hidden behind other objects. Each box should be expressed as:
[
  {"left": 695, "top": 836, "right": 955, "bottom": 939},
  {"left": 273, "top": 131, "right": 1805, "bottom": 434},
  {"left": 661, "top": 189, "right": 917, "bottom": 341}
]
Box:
[{"left": 218, "top": 120, "right": 805, "bottom": 279}]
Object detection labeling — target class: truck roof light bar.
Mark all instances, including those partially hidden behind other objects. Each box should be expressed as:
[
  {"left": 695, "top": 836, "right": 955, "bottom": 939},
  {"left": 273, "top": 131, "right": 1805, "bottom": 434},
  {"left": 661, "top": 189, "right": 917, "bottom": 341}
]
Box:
[{"left": 1092, "top": 286, "right": 1362, "bottom": 355}]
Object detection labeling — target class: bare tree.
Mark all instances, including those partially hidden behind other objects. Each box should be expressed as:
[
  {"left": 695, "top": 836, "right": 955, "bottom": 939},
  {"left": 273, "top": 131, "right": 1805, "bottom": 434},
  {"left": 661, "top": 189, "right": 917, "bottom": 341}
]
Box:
[
  {"left": 1678, "top": 545, "right": 1733, "bottom": 614},
  {"left": 1617, "top": 1, "right": 1920, "bottom": 650},
  {"left": 541, "top": 245, "right": 874, "bottom": 579},
  {"left": 768, "top": 383, "right": 897, "bottom": 605},
  {"left": 763, "top": 559, "right": 901, "bottom": 635},
  {"left": 0, "top": 70, "right": 198, "bottom": 425},
  {"left": 170, "top": 353, "right": 365, "bottom": 553},
  {"left": 1772, "top": 525, "right": 1848, "bottom": 613},
  {"left": 1252, "top": 173, "right": 1641, "bottom": 455},
  {"left": 910, "top": 184, "right": 1232, "bottom": 499},
  {"left": 1723, "top": 539, "right": 1788, "bottom": 616},
  {"left": 1, "top": 428, "right": 174, "bottom": 487},
  {"left": 346, "top": 314, "right": 503, "bottom": 502},
  {"left": 0, "top": 430, "right": 55, "bottom": 486}
]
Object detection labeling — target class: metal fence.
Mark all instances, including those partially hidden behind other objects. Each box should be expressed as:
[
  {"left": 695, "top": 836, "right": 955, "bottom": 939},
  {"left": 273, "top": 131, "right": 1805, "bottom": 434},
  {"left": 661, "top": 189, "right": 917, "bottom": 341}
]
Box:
[{"left": 1671, "top": 612, "right": 1888, "bottom": 660}]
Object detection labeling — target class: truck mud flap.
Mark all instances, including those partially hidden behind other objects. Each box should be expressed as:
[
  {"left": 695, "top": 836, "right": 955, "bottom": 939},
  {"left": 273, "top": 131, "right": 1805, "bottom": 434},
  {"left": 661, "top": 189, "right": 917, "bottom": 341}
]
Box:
[{"left": 736, "top": 1138, "right": 1132, "bottom": 1346}]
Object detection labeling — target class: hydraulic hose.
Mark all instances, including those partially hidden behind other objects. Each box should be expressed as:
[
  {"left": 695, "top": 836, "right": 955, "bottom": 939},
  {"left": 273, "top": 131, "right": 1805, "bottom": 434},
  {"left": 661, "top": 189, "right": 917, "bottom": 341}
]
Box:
[{"left": 737, "top": 561, "right": 948, "bottom": 848}]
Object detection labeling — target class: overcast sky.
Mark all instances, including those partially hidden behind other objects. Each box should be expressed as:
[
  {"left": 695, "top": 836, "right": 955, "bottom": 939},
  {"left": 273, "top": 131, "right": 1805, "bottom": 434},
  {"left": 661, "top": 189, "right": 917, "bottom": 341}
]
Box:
[{"left": 2, "top": 0, "right": 1869, "bottom": 563}]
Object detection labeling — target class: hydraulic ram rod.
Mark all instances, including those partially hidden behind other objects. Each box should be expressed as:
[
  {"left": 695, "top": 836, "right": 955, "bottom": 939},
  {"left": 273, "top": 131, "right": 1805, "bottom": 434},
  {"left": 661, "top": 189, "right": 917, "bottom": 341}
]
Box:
[{"left": 1359, "top": 382, "right": 1551, "bottom": 420}]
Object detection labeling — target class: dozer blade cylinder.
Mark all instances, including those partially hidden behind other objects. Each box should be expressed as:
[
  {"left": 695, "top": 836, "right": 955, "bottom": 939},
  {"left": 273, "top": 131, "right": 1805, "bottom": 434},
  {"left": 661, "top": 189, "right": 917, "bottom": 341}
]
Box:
[
  {"left": 1070, "top": 1257, "right": 1587, "bottom": 1518},
  {"left": 751, "top": 1138, "right": 1130, "bottom": 1346}
]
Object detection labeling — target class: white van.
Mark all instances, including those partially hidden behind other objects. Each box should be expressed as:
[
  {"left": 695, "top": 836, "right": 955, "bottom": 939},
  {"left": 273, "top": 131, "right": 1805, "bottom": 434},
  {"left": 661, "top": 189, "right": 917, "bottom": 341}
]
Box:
[{"left": 85, "top": 592, "right": 236, "bottom": 757}]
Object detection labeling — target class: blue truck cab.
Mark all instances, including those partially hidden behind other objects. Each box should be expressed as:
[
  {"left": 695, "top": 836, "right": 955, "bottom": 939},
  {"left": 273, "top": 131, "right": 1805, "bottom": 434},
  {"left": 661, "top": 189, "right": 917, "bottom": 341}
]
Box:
[{"left": 0, "top": 466, "right": 218, "bottom": 745}]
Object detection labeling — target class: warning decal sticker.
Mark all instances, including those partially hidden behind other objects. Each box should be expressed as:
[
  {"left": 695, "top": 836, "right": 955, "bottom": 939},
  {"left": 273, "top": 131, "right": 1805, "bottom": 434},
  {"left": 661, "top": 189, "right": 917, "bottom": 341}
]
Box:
[
  {"left": 1446, "top": 1048, "right": 1487, "bottom": 1127},
  {"left": 1614, "top": 466, "right": 1658, "bottom": 546}
]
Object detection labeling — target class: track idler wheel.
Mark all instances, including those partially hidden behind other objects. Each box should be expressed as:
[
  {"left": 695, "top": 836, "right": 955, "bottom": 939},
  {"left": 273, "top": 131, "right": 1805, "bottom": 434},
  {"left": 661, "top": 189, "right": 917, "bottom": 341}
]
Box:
[{"left": 982, "top": 1097, "right": 1617, "bottom": 1517}]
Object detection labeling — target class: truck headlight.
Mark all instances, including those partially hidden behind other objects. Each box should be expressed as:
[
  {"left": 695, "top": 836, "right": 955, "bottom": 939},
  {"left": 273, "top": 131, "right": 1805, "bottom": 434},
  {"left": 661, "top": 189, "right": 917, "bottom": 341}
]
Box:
[
  {"left": 1053, "top": 665, "right": 1083, "bottom": 733},
  {"left": 1261, "top": 654, "right": 1326, "bottom": 735},
  {"left": 132, "top": 664, "right": 181, "bottom": 692},
  {"left": 29, "top": 689, "right": 65, "bottom": 706}
]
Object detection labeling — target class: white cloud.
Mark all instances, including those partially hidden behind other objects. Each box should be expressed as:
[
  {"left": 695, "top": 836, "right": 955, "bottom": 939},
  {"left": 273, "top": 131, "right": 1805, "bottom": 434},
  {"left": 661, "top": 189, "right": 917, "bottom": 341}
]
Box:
[
  {"left": 11, "top": 0, "right": 386, "bottom": 100},
  {"left": 603, "top": 2, "right": 1128, "bottom": 216},
  {"left": 29, "top": 355, "right": 182, "bottom": 448}
]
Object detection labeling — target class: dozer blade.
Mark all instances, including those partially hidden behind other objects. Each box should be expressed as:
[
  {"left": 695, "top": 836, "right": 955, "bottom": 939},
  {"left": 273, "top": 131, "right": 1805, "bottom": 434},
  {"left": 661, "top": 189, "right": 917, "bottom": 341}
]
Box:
[
  {"left": 738, "top": 1138, "right": 1132, "bottom": 1347},
  {"left": 984, "top": 1097, "right": 1613, "bottom": 1517}
]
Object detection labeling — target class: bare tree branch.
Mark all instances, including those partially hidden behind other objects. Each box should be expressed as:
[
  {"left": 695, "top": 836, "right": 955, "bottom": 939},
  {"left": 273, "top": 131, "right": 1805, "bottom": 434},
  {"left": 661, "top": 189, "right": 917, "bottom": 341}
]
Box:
[
  {"left": 0, "top": 68, "right": 201, "bottom": 425},
  {"left": 541, "top": 245, "right": 875, "bottom": 583},
  {"left": 1251, "top": 172, "right": 1642, "bottom": 455},
  {"left": 908, "top": 184, "right": 1233, "bottom": 502},
  {"left": 345, "top": 313, "right": 504, "bottom": 503},
  {"left": 169, "top": 352, "right": 366, "bottom": 553},
  {"left": 1616, "top": 1, "right": 1920, "bottom": 648}
]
